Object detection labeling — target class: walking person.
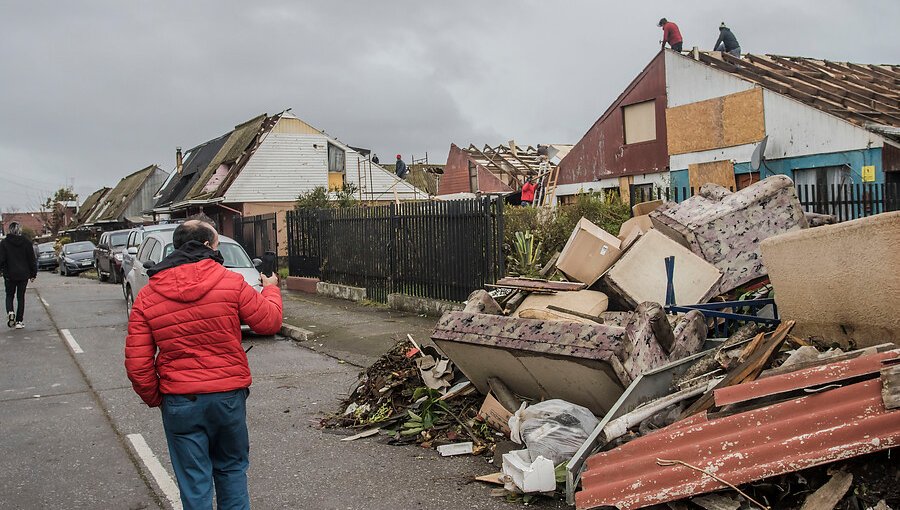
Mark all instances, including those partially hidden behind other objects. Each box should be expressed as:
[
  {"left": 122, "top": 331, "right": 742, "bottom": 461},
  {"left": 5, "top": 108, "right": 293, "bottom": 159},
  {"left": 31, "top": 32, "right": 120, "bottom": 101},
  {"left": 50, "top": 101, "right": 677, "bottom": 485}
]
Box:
[
  {"left": 0, "top": 222, "right": 37, "bottom": 329},
  {"left": 658, "top": 18, "right": 683, "bottom": 52},
  {"left": 714, "top": 22, "right": 741, "bottom": 57},
  {"left": 125, "top": 219, "right": 283, "bottom": 510}
]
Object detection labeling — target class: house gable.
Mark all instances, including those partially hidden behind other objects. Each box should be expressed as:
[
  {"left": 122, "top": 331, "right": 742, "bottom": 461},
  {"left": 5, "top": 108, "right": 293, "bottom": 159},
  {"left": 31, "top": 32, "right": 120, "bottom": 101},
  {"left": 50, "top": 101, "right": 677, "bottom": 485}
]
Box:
[{"left": 557, "top": 51, "right": 669, "bottom": 186}]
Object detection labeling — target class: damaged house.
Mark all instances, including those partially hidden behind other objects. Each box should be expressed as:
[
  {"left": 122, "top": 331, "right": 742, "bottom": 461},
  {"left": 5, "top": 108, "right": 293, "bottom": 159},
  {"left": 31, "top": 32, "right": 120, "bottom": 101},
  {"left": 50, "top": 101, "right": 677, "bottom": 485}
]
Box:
[
  {"left": 558, "top": 50, "right": 900, "bottom": 210},
  {"left": 84, "top": 165, "right": 169, "bottom": 230},
  {"left": 438, "top": 143, "right": 571, "bottom": 205},
  {"left": 151, "top": 111, "right": 428, "bottom": 246}
]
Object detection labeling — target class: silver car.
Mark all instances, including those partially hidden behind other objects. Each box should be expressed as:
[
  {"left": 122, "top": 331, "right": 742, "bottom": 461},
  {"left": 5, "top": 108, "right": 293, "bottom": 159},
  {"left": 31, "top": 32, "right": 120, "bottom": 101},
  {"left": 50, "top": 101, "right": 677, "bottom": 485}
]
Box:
[
  {"left": 124, "top": 230, "right": 262, "bottom": 317},
  {"left": 121, "top": 223, "right": 179, "bottom": 294}
]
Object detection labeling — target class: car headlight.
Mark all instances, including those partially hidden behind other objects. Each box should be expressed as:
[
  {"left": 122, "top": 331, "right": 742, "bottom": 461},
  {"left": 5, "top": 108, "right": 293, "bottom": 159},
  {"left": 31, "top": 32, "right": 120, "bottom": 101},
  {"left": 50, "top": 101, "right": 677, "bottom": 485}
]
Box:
[
  {"left": 65, "top": 257, "right": 74, "bottom": 264},
  {"left": 114, "top": 253, "right": 123, "bottom": 261}
]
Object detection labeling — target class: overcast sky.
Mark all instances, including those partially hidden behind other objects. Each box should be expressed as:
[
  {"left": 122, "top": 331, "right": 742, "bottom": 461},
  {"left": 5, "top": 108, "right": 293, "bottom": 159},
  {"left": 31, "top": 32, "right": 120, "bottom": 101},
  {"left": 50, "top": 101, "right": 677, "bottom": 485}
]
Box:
[{"left": 1, "top": 0, "right": 897, "bottom": 210}]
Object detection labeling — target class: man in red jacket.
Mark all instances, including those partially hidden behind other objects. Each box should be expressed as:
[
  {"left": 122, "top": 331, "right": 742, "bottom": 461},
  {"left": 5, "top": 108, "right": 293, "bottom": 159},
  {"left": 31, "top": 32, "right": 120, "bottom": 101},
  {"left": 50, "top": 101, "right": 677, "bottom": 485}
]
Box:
[
  {"left": 125, "top": 219, "right": 282, "bottom": 510},
  {"left": 658, "top": 18, "right": 683, "bottom": 52}
]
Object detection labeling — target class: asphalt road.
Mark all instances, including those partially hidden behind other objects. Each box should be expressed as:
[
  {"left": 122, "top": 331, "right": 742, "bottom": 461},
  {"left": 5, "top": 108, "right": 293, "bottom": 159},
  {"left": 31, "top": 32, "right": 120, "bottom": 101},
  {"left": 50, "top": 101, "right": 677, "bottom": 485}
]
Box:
[{"left": 0, "top": 272, "right": 564, "bottom": 510}]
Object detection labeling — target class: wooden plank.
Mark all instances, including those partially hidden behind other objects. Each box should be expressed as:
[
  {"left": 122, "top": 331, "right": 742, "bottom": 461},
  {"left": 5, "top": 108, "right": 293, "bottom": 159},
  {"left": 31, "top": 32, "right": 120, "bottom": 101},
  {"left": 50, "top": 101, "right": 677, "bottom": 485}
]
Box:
[
  {"left": 799, "top": 471, "right": 853, "bottom": 510},
  {"left": 680, "top": 321, "right": 794, "bottom": 418},
  {"left": 494, "top": 277, "right": 585, "bottom": 292},
  {"left": 881, "top": 364, "right": 900, "bottom": 410}
]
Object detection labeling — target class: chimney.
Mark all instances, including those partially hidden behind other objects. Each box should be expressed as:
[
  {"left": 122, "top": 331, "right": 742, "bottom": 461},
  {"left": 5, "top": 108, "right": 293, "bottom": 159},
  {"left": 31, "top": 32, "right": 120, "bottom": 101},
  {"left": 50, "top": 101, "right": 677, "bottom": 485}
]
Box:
[{"left": 176, "top": 147, "right": 183, "bottom": 173}]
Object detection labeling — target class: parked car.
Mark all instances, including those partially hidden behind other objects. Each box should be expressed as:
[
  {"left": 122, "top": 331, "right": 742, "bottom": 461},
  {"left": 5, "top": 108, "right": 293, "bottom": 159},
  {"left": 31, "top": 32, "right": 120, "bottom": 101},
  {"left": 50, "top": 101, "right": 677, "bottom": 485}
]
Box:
[
  {"left": 58, "top": 241, "right": 97, "bottom": 276},
  {"left": 121, "top": 224, "right": 179, "bottom": 293},
  {"left": 124, "top": 230, "right": 262, "bottom": 317},
  {"left": 36, "top": 242, "right": 58, "bottom": 271},
  {"left": 94, "top": 229, "right": 130, "bottom": 284}
]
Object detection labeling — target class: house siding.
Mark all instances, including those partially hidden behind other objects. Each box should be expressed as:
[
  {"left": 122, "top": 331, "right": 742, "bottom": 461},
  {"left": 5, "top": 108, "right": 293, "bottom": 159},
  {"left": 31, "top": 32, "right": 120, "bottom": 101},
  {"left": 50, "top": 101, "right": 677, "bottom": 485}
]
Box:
[
  {"left": 557, "top": 51, "right": 669, "bottom": 189},
  {"left": 124, "top": 168, "right": 168, "bottom": 219}
]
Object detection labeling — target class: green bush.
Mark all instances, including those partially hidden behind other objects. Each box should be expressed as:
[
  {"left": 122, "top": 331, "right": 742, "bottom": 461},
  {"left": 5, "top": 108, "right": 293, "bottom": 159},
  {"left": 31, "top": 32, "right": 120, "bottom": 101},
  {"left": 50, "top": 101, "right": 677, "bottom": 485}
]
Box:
[{"left": 503, "top": 193, "right": 631, "bottom": 271}]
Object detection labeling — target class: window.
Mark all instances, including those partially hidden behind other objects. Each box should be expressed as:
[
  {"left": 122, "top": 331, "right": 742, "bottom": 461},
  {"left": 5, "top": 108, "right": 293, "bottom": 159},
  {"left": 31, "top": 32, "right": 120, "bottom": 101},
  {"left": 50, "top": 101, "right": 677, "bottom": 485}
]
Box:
[
  {"left": 137, "top": 239, "right": 157, "bottom": 263},
  {"left": 327, "top": 143, "right": 346, "bottom": 173},
  {"left": 630, "top": 183, "right": 655, "bottom": 203},
  {"left": 603, "top": 187, "right": 622, "bottom": 200},
  {"left": 468, "top": 161, "right": 478, "bottom": 192},
  {"left": 149, "top": 240, "right": 163, "bottom": 264},
  {"left": 623, "top": 100, "right": 657, "bottom": 144},
  {"left": 794, "top": 166, "right": 851, "bottom": 214}
]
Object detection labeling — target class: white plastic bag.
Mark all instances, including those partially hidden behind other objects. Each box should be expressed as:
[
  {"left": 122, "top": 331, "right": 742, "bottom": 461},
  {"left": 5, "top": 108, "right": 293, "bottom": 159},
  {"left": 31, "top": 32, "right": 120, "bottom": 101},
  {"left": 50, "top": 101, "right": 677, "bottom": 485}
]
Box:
[{"left": 507, "top": 399, "right": 599, "bottom": 465}]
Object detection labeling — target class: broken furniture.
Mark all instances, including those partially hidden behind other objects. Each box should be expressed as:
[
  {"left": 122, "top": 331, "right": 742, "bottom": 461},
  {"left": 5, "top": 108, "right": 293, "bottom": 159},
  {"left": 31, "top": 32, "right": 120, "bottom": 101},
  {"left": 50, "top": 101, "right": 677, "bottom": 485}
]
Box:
[
  {"left": 431, "top": 305, "right": 706, "bottom": 416},
  {"left": 760, "top": 210, "right": 900, "bottom": 348},
  {"left": 575, "top": 349, "right": 900, "bottom": 510},
  {"left": 602, "top": 229, "right": 722, "bottom": 308},
  {"left": 556, "top": 217, "right": 625, "bottom": 286},
  {"left": 513, "top": 289, "right": 609, "bottom": 324},
  {"left": 650, "top": 174, "right": 808, "bottom": 294}
]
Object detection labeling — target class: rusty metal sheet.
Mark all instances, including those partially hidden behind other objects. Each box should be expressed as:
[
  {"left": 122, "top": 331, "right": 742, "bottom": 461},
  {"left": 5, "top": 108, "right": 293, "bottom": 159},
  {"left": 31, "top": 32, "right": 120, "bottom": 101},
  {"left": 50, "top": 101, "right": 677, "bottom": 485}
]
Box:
[
  {"left": 576, "top": 377, "right": 900, "bottom": 510},
  {"left": 495, "top": 277, "right": 586, "bottom": 292},
  {"left": 715, "top": 349, "right": 900, "bottom": 407}
]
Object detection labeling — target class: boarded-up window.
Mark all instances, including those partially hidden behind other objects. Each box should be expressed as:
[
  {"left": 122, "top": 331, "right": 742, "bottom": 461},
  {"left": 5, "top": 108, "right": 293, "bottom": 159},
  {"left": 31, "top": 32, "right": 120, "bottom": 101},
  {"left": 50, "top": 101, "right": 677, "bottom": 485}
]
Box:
[
  {"left": 328, "top": 143, "right": 345, "bottom": 173},
  {"left": 688, "top": 160, "right": 736, "bottom": 190},
  {"left": 623, "top": 100, "right": 657, "bottom": 144}
]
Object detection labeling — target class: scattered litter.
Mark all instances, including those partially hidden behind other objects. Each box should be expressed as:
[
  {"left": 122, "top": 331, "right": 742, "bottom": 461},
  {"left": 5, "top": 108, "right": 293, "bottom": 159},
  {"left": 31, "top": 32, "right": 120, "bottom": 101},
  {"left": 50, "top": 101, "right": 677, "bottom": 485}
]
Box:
[
  {"left": 502, "top": 449, "right": 556, "bottom": 493},
  {"left": 437, "top": 442, "right": 474, "bottom": 456},
  {"left": 340, "top": 428, "right": 380, "bottom": 442}
]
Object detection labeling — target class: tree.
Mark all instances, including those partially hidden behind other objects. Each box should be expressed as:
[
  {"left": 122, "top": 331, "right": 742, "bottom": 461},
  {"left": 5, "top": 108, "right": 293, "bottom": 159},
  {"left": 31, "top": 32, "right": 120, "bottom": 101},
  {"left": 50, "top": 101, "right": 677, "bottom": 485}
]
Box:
[{"left": 40, "top": 187, "right": 78, "bottom": 236}]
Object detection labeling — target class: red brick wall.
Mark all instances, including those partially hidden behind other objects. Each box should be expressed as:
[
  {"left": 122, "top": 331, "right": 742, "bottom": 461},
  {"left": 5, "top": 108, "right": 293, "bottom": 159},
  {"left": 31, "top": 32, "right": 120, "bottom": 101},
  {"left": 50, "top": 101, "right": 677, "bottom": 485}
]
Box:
[{"left": 438, "top": 144, "right": 514, "bottom": 195}]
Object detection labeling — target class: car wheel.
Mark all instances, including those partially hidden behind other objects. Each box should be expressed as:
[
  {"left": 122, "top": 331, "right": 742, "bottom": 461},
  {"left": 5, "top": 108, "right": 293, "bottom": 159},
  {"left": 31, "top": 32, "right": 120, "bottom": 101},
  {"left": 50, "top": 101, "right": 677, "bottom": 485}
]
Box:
[{"left": 125, "top": 287, "right": 134, "bottom": 319}]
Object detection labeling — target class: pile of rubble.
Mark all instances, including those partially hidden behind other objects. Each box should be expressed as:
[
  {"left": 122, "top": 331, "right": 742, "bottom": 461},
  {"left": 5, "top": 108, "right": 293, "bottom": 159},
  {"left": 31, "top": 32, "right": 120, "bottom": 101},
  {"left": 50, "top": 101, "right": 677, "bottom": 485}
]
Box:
[{"left": 325, "top": 175, "right": 900, "bottom": 509}]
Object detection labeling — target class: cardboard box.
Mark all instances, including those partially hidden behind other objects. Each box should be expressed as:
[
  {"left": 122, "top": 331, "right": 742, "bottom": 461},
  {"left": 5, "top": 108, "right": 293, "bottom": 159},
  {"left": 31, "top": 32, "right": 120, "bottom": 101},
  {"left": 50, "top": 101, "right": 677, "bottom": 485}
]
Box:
[
  {"left": 556, "top": 217, "right": 623, "bottom": 286},
  {"left": 631, "top": 199, "right": 664, "bottom": 217},
  {"left": 477, "top": 393, "right": 514, "bottom": 435},
  {"left": 617, "top": 215, "right": 654, "bottom": 243}
]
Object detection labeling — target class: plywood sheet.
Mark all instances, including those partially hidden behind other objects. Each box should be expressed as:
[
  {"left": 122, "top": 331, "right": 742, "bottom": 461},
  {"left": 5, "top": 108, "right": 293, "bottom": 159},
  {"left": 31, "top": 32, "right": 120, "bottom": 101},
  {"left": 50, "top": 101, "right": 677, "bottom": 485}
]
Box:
[
  {"left": 667, "top": 88, "right": 765, "bottom": 155},
  {"left": 688, "top": 160, "right": 736, "bottom": 190},
  {"left": 618, "top": 176, "right": 633, "bottom": 204},
  {"left": 723, "top": 88, "right": 765, "bottom": 147},
  {"left": 623, "top": 100, "right": 657, "bottom": 144},
  {"left": 272, "top": 116, "right": 321, "bottom": 135}
]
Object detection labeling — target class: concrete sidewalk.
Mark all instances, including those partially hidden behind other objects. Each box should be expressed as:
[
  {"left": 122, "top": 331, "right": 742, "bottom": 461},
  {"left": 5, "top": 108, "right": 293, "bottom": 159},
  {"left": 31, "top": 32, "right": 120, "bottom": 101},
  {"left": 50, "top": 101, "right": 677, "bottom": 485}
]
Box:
[{"left": 280, "top": 290, "right": 439, "bottom": 367}]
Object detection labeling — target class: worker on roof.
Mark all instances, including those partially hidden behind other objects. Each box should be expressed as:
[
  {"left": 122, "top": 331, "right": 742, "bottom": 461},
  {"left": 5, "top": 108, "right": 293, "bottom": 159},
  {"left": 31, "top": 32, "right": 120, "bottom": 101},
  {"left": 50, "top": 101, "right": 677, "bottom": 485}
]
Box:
[
  {"left": 658, "top": 18, "right": 683, "bottom": 52},
  {"left": 395, "top": 154, "right": 408, "bottom": 179},
  {"left": 714, "top": 22, "right": 741, "bottom": 57},
  {"left": 520, "top": 177, "right": 536, "bottom": 207}
]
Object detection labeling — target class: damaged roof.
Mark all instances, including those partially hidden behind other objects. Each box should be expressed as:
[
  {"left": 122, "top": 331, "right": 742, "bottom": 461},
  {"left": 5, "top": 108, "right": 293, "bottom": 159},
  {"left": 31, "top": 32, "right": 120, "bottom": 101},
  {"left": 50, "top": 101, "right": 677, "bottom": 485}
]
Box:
[
  {"left": 576, "top": 349, "right": 900, "bottom": 510},
  {"left": 93, "top": 165, "right": 162, "bottom": 224},
  {"left": 154, "top": 113, "right": 278, "bottom": 210},
  {"left": 69, "top": 187, "right": 111, "bottom": 228},
  {"left": 690, "top": 52, "right": 900, "bottom": 139},
  {"left": 463, "top": 144, "right": 556, "bottom": 179}
]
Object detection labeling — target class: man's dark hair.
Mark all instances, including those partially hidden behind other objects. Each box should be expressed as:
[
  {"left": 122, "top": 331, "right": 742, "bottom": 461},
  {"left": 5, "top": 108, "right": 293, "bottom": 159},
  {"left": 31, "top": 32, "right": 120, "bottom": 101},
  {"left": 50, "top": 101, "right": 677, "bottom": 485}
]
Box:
[{"left": 173, "top": 220, "right": 216, "bottom": 249}]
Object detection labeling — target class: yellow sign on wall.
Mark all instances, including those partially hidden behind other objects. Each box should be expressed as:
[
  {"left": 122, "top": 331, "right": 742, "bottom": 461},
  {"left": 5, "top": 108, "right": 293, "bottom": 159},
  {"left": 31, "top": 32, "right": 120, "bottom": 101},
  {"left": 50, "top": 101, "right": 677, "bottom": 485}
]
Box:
[{"left": 861, "top": 165, "right": 876, "bottom": 182}]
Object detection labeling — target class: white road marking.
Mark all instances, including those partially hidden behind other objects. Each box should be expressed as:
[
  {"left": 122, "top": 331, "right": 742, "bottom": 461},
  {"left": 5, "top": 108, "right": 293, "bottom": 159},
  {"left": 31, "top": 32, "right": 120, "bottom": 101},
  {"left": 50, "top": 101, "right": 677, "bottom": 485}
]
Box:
[
  {"left": 60, "top": 329, "right": 83, "bottom": 354},
  {"left": 40, "top": 297, "right": 50, "bottom": 307},
  {"left": 126, "top": 433, "right": 182, "bottom": 510}
]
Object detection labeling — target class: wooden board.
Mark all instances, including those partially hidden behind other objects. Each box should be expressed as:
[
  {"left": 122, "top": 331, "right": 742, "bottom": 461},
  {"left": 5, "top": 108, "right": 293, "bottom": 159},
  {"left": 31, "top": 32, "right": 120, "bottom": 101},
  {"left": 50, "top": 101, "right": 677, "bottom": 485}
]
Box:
[
  {"left": 688, "top": 160, "right": 736, "bottom": 190},
  {"left": 667, "top": 88, "right": 765, "bottom": 155}
]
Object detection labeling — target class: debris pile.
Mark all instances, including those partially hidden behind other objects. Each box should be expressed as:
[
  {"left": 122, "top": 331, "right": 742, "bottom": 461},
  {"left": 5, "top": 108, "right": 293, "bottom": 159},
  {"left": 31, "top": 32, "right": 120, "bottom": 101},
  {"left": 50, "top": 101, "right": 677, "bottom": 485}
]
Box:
[{"left": 322, "top": 175, "right": 899, "bottom": 509}]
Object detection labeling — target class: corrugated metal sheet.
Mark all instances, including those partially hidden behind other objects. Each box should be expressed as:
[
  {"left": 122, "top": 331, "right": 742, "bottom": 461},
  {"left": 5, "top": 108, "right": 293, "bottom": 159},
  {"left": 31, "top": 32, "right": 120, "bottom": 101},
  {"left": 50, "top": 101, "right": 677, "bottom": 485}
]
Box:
[
  {"left": 715, "top": 349, "right": 900, "bottom": 406},
  {"left": 576, "top": 354, "right": 900, "bottom": 510},
  {"left": 94, "top": 166, "right": 166, "bottom": 223}
]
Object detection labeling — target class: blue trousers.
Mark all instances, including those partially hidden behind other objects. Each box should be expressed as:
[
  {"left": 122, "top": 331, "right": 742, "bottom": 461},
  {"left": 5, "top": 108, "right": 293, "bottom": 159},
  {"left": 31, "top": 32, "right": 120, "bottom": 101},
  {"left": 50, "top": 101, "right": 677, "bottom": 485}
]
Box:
[{"left": 161, "top": 388, "right": 250, "bottom": 510}]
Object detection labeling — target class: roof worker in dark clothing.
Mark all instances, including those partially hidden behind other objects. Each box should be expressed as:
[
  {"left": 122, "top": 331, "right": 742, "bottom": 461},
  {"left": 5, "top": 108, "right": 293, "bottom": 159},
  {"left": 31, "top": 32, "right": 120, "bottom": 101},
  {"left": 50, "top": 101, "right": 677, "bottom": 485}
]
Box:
[
  {"left": 658, "top": 18, "right": 683, "bottom": 52},
  {"left": 714, "top": 22, "right": 741, "bottom": 57},
  {"left": 0, "top": 222, "right": 37, "bottom": 329},
  {"left": 395, "top": 154, "right": 408, "bottom": 179}
]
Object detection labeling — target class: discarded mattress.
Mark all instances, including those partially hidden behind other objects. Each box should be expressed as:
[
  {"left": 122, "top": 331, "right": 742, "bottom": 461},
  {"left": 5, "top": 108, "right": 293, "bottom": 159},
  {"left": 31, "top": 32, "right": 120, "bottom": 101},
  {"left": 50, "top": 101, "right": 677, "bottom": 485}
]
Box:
[
  {"left": 602, "top": 229, "right": 722, "bottom": 308},
  {"left": 431, "top": 306, "right": 706, "bottom": 416},
  {"left": 760, "top": 211, "right": 900, "bottom": 347},
  {"left": 576, "top": 350, "right": 900, "bottom": 510},
  {"left": 513, "top": 289, "right": 609, "bottom": 324},
  {"left": 650, "top": 175, "right": 808, "bottom": 294}
]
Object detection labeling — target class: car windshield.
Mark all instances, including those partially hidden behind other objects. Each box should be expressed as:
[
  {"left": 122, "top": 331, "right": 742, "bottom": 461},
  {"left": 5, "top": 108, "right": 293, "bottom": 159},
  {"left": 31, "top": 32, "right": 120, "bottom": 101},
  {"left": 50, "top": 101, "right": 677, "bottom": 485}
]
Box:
[
  {"left": 39, "top": 243, "right": 55, "bottom": 254},
  {"left": 64, "top": 242, "right": 95, "bottom": 254},
  {"left": 109, "top": 232, "right": 129, "bottom": 247},
  {"left": 161, "top": 242, "right": 254, "bottom": 269}
]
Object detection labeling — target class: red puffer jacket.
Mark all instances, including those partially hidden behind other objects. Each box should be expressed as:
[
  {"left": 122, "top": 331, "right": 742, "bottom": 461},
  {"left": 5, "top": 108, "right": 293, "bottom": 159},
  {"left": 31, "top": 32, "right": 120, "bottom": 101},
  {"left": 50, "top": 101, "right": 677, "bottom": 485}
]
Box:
[{"left": 125, "top": 258, "right": 282, "bottom": 407}]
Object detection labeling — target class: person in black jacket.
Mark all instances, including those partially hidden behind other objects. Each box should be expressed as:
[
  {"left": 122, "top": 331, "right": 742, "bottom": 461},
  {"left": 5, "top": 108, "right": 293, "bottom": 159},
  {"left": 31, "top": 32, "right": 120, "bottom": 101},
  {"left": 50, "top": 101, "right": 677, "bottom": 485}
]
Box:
[
  {"left": 714, "top": 22, "right": 741, "bottom": 57},
  {"left": 0, "top": 222, "right": 37, "bottom": 329}
]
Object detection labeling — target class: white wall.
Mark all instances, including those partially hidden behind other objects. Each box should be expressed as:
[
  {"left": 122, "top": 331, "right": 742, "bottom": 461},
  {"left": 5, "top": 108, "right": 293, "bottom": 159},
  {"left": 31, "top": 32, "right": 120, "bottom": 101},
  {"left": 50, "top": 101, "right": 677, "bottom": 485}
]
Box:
[
  {"left": 224, "top": 132, "right": 329, "bottom": 202},
  {"left": 665, "top": 52, "right": 753, "bottom": 107}
]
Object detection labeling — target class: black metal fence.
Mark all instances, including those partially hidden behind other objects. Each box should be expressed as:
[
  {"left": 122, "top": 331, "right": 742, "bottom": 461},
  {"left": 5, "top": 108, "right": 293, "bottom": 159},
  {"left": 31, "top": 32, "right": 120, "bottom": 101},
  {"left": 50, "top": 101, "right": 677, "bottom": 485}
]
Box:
[
  {"left": 233, "top": 213, "right": 277, "bottom": 261},
  {"left": 795, "top": 183, "right": 899, "bottom": 222},
  {"left": 286, "top": 198, "right": 505, "bottom": 303},
  {"left": 629, "top": 183, "right": 900, "bottom": 222}
]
